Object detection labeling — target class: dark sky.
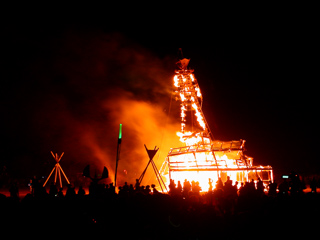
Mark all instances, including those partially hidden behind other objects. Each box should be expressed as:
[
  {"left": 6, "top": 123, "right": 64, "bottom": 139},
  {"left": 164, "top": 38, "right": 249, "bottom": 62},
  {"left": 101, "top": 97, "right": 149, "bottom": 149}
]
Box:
[{"left": 1, "top": 9, "right": 318, "bottom": 184}]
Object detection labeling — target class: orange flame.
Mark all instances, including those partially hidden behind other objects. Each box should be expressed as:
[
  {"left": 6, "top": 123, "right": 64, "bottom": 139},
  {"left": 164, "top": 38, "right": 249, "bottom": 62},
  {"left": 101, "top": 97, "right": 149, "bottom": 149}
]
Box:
[
  {"left": 173, "top": 72, "right": 206, "bottom": 141},
  {"left": 166, "top": 66, "right": 273, "bottom": 193}
]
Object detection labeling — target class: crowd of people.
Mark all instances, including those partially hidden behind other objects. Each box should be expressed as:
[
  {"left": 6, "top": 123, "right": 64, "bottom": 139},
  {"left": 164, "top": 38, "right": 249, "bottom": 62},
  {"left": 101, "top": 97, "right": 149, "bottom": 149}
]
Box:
[{"left": 1, "top": 173, "right": 319, "bottom": 239}]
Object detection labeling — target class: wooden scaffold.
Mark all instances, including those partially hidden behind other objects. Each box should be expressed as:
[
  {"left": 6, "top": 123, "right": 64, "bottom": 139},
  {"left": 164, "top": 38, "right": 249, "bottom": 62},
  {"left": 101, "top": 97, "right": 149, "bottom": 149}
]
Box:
[{"left": 43, "top": 151, "right": 70, "bottom": 188}]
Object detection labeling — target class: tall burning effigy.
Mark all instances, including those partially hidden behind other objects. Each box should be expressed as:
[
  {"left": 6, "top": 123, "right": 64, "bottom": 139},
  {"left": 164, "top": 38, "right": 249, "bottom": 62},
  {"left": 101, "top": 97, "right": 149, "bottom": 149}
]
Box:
[{"left": 165, "top": 58, "right": 273, "bottom": 191}]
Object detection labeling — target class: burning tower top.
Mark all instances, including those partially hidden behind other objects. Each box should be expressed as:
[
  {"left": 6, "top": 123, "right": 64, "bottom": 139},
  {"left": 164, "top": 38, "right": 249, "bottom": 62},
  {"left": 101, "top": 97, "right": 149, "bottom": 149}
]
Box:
[
  {"left": 165, "top": 58, "right": 273, "bottom": 192},
  {"left": 173, "top": 58, "right": 213, "bottom": 145}
]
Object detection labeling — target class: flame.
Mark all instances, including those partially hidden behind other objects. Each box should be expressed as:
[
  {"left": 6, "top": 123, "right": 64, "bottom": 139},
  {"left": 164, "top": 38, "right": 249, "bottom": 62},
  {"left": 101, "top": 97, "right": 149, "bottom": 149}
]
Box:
[
  {"left": 195, "top": 87, "right": 201, "bottom": 97},
  {"left": 173, "top": 75, "right": 179, "bottom": 87},
  {"left": 176, "top": 131, "right": 203, "bottom": 146},
  {"left": 173, "top": 72, "right": 206, "bottom": 139},
  {"left": 167, "top": 70, "right": 273, "bottom": 193},
  {"left": 191, "top": 102, "right": 206, "bottom": 130}
]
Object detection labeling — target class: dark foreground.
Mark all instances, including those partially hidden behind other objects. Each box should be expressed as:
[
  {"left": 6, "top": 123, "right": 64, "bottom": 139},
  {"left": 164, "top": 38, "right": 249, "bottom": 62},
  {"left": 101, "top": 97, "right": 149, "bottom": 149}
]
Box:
[{"left": 1, "top": 184, "right": 319, "bottom": 240}]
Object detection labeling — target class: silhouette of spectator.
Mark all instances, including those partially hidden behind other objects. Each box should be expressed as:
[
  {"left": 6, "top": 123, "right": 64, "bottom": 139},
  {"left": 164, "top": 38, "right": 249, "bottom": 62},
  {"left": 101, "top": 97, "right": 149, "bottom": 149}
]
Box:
[
  {"left": 145, "top": 185, "right": 151, "bottom": 195},
  {"left": 239, "top": 182, "right": 245, "bottom": 196},
  {"left": 233, "top": 181, "right": 239, "bottom": 196},
  {"left": 310, "top": 177, "right": 317, "bottom": 193},
  {"left": 278, "top": 179, "right": 289, "bottom": 196},
  {"left": 9, "top": 182, "right": 19, "bottom": 200},
  {"left": 249, "top": 179, "right": 256, "bottom": 190},
  {"left": 241, "top": 181, "right": 255, "bottom": 197},
  {"left": 3, "top": 174, "right": 320, "bottom": 239},
  {"left": 256, "top": 178, "right": 265, "bottom": 195},
  {"left": 208, "top": 178, "right": 213, "bottom": 192},
  {"left": 289, "top": 172, "right": 302, "bottom": 195},
  {"left": 31, "top": 176, "right": 42, "bottom": 197},
  {"left": 177, "top": 181, "right": 182, "bottom": 194},
  {"left": 134, "top": 179, "right": 140, "bottom": 192},
  {"left": 89, "top": 179, "right": 99, "bottom": 196},
  {"left": 49, "top": 182, "right": 58, "bottom": 197},
  {"left": 77, "top": 186, "right": 85, "bottom": 196},
  {"left": 151, "top": 184, "right": 160, "bottom": 194},
  {"left": 129, "top": 184, "right": 134, "bottom": 195},
  {"left": 192, "top": 181, "right": 201, "bottom": 194},
  {"left": 224, "top": 176, "right": 232, "bottom": 188},
  {"left": 183, "top": 179, "right": 191, "bottom": 197},
  {"left": 109, "top": 183, "right": 115, "bottom": 195},
  {"left": 58, "top": 187, "right": 64, "bottom": 198},
  {"left": 66, "top": 184, "right": 76, "bottom": 199},
  {"left": 268, "top": 180, "right": 277, "bottom": 197},
  {"left": 169, "top": 179, "right": 176, "bottom": 195},
  {"left": 183, "top": 179, "right": 191, "bottom": 191},
  {"left": 123, "top": 182, "right": 129, "bottom": 192},
  {"left": 216, "top": 178, "right": 223, "bottom": 190}
]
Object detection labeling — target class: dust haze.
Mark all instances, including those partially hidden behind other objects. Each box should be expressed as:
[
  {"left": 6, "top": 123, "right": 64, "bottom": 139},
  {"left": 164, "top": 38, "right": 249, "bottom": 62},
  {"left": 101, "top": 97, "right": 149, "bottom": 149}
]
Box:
[{"left": 3, "top": 28, "right": 182, "bottom": 185}]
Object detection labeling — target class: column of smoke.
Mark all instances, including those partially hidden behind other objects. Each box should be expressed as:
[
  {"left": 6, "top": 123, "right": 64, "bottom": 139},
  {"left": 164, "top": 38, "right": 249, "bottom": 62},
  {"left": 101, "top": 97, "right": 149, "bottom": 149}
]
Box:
[{"left": 22, "top": 29, "right": 182, "bottom": 186}]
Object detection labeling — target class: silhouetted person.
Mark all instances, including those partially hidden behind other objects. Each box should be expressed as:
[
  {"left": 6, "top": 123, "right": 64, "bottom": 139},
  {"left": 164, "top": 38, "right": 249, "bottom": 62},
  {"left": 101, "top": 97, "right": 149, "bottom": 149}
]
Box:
[
  {"left": 268, "top": 180, "right": 277, "bottom": 197},
  {"left": 239, "top": 182, "right": 244, "bottom": 194},
  {"left": 177, "top": 181, "right": 182, "bottom": 193},
  {"left": 183, "top": 179, "right": 191, "bottom": 197},
  {"left": 249, "top": 179, "right": 256, "bottom": 190},
  {"left": 289, "top": 172, "right": 302, "bottom": 195},
  {"left": 123, "top": 182, "right": 129, "bottom": 192},
  {"left": 145, "top": 185, "right": 151, "bottom": 195},
  {"left": 192, "top": 181, "right": 201, "bottom": 194},
  {"left": 77, "top": 186, "right": 85, "bottom": 196},
  {"left": 208, "top": 178, "right": 213, "bottom": 192},
  {"left": 129, "top": 184, "right": 134, "bottom": 195},
  {"left": 89, "top": 179, "right": 99, "bottom": 196},
  {"left": 151, "top": 184, "right": 159, "bottom": 195},
  {"left": 256, "top": 178, "right": 265, "bottom": 195},
  {"left": 232, "top": 181, "right": 239, "bottom": 197},
  {"left": 109, "top": 183, "right": 115, "bottom": 195},
  {"left": 134, "top": 179, "right": 140, "bottom": 192},
  {"left": 49, "top": 182, "right": 58, "bottom": 197},
  {"left": 169, "top": 179, "right": 176, "bottom": 195},
  {"left": 224, "top": 176, "right": 232, "bottom": 188},
  {"left": 66, "top": 184, "right": 76, "bottom": 198},
  {"left": 58, "top": 188, "right": 64, "bottom": 198},
  {"left": 278, "top": 179, "right": 289, "bottom": 196},
  {"left": 31, "top": 176, "right": 41, "bottom": 197},
  {"left": 9, "top": 182, "right": 19, "bottom": 200},
  {"left": 223, "top": 177, "right": 234, "bottom": 198},
  {"left": 216, "top": 178, "right": 223, "bottom": 190},
  {"left": 310, "top": 177, "right": 317, "bottom": 193}
]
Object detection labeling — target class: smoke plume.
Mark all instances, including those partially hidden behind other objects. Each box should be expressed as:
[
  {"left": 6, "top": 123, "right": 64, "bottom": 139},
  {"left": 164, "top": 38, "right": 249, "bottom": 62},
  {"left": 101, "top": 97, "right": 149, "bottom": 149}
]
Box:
[{"left": 6, "top": 28, "right": 182, "bottom": 186}]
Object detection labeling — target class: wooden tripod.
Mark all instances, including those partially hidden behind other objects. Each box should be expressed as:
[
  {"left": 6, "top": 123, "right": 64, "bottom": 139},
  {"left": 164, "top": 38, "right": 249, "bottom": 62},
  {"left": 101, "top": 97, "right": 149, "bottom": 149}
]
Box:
[
  {"left": 43, "top": 151, "right": 70, "bottom": 188},
  {"left": 139, "top": 145, "right": 168, "bottom": 192}
]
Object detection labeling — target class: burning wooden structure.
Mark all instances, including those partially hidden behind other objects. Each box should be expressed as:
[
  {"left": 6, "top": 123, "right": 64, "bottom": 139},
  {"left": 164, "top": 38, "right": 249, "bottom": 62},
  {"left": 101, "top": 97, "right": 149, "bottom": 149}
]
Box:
[{"left": 165, "top": 58, "right": 273, "bottom": 191}]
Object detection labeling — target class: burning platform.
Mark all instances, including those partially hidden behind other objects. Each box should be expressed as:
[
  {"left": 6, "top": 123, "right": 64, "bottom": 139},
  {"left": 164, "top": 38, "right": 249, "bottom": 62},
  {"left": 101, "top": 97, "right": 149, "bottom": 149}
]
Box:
[{"left": 163, "top": 58, "right": 273, "bottom": 192}]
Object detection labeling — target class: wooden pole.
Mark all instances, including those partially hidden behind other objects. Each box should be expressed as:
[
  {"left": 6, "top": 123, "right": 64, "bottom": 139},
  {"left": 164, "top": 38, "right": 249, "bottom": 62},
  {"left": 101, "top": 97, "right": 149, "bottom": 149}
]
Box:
[
  {"left": 58, "top": 165, "right": 62, "bottom": 189},
  {"left": 59, "top": 164, "right": 70, "bottom": 184},
  {"left": 43, "top": 166, "right": 56, "bottom": 187},
  {"left": 54, "top": 164, "right": 58, "bottom": 185},
  {"left": 114, "top": 124, "right": 122, "bottom": 187}
]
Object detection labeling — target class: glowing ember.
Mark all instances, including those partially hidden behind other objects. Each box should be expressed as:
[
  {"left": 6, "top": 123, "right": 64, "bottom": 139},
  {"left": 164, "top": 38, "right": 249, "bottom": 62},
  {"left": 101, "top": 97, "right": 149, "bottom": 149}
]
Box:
[{"left": 163, "top": 58, "right": 273, "bottom": 192}]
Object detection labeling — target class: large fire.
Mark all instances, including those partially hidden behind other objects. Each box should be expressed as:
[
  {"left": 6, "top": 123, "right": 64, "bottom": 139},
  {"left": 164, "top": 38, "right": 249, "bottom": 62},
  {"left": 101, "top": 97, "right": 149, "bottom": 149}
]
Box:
[{"left": 163, "top": 58, "right": 273, "bottom": 192}]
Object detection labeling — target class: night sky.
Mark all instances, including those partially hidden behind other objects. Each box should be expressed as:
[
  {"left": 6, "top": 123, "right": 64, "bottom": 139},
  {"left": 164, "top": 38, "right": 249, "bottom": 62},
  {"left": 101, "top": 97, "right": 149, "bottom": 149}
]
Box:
[{"left": 1, "top": 8, "right": 318, "bottom": 185}]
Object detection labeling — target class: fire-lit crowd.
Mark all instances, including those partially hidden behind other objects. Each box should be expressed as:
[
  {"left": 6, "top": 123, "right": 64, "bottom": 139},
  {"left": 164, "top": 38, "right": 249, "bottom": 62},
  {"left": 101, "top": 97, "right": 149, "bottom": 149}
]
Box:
[
  {"left": 1, "top": 173, "right": 319, "bottom": 239},
  {"left": 167, "top": 173, "right": 315, "bottom": 199}
]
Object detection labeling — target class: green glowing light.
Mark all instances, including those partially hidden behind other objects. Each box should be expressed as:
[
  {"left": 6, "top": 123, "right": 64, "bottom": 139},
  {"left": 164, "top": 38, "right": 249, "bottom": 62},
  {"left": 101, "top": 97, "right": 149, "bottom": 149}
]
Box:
[{"left": 119, "top": 124, "right": 122, "bottom": 139}]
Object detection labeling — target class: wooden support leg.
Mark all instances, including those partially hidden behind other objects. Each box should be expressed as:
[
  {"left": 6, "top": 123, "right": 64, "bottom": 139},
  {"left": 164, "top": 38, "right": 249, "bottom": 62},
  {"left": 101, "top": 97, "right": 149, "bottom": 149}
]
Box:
[
  {"left": 58, "top": 166, "right": 62, "bottom": 189},
  {"left": 59, "top": 164, "right": 70, "bottom": 184},
  {"left": 43, "top": 166, "right": 56, "bottom": 187},
  {"left": 54, "top": 164, "right": 58, "bottom": 185}
]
